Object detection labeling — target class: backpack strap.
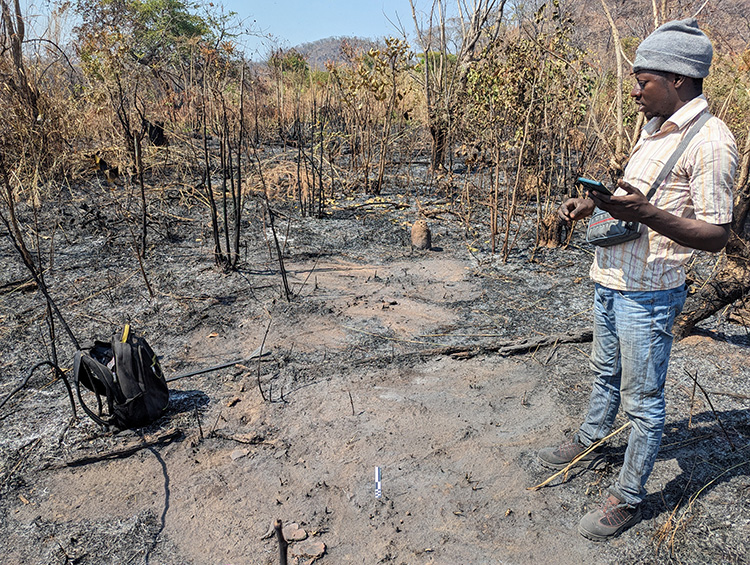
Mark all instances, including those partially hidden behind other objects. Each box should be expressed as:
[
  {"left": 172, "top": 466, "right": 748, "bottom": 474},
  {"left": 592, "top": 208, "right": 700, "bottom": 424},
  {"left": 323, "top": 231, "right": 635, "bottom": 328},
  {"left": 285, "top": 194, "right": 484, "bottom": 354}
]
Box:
[
  {"left": 645, "top": 111, "right": 711, "bottom": 200},
  {"left": 112, "top": 336, "right": 146, "bottom": 399},
  {"left": 73, "top": 350, "right": 121, "bottom": 427}
]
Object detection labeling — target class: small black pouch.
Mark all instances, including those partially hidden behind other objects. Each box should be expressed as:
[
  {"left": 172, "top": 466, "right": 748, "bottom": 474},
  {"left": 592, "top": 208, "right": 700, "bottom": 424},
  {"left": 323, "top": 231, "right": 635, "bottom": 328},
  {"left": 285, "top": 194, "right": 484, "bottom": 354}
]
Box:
[{"left": 586, "top": 208, "right": 641, "bottom": 247}]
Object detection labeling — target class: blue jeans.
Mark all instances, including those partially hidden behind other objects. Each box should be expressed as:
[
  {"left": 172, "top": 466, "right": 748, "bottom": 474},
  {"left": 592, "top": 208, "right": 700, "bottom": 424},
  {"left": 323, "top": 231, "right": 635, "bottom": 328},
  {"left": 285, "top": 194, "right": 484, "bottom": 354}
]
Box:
[{"left": 578, "top": 283, "right": 687, "bottom": 507}]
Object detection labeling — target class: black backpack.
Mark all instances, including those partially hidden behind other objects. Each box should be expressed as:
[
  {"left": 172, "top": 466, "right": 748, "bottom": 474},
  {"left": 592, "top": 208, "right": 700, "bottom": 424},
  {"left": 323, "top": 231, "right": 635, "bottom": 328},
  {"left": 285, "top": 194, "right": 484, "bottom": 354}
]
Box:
[{"left": 73, "top": 325, "right": 169, "bottom": 429}]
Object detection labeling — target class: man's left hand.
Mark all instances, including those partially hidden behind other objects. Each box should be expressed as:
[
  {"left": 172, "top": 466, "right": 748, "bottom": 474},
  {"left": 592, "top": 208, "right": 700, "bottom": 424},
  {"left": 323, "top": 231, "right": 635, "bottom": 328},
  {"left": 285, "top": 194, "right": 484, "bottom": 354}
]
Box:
[{"left": 588, "top": 180, "right": 652, "bottom": 223}]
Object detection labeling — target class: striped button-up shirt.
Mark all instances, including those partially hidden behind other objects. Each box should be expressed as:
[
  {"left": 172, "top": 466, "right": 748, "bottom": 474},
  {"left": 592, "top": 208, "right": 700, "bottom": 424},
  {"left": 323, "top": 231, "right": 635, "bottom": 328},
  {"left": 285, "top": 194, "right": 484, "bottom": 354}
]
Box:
[{"left": 590, "top": 96, "right": 737, "bottom": 291}]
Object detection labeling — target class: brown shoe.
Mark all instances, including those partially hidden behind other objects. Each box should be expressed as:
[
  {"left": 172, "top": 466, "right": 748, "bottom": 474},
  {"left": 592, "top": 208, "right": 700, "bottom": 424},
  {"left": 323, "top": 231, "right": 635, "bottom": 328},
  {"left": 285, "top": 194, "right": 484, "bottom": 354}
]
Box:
[
  {"left": 578, "top": 492, "right": 642, "bottom": 541},
  {"left": 537, "top": 437, "right": 605, "bottom": 470}
]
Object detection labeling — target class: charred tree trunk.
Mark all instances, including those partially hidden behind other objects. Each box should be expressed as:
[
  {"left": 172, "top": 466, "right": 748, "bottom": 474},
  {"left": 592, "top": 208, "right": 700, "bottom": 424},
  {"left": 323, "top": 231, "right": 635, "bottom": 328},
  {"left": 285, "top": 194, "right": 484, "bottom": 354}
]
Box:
[
  {"left": 673, "top": 233, "right": 750, "bottom": 340},
  {"left": 429, "top": 118, "right": 448, "bottom": 173},
  {"left": 537, "top": 211, "right": 564, "bottom": 248}
]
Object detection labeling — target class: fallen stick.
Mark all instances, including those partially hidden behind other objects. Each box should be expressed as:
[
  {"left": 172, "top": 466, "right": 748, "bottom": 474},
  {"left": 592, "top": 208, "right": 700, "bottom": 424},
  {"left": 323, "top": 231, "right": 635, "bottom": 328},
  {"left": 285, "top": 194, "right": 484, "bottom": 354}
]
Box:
[
  {"left": 705, "top": 390, "right": 750, "bottom": 401},
  {"left": 670, "top": 458, "right": 750, "bottom": 549},
  {"left": 166, "top": 359, "right": 248, "bottom": 383},
  {"left": 353, "top": 328, "right": 593, "bottom": 365},
  {"left": 343, "top": 201, "right": 410, "bottom": 211},
  {"left": 62, "top": 428, "right": 181, "bottom": 467},
  {"left": 1, "top": 437, "right": 42, "bottom": 490},
  {"left": 527, "top": 421, "right": 631, "bottom": 491},
  {"left": 167, "top": 347, "right": 271, "bottom": 383},
  {"left": 419, "top": 208, "right": 461, "bottom": 220},
  {"left": 492, "top": 328, "right": 593, "bottom": 356},
  {"left": 0, "top": 277, "right": 35, "bottom": 293},
  {"left": 210, "top": 430, "right": 271, "bottom": 446}
]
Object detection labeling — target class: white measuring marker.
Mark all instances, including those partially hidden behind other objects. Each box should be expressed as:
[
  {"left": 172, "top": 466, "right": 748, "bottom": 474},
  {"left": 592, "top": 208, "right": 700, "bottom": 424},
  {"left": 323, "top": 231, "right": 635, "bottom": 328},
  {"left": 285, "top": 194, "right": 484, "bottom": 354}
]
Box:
[{"left": 374, "top": 466, "right": 382, "bottom": 498}]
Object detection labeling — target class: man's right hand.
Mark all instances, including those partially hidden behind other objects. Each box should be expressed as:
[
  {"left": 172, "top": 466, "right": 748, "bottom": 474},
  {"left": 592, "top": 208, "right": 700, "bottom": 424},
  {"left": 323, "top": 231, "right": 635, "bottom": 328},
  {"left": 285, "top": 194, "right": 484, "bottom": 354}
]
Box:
[{"left": 558, "top": 197, "right": 595, "bottom": 224}]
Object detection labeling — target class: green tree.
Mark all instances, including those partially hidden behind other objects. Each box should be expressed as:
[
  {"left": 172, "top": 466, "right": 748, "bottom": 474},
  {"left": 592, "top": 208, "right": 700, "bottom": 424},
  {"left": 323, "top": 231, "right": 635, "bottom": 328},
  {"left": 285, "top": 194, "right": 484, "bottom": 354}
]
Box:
[{"left": 76, "top": 0, "right": 209, "bottom": 69}]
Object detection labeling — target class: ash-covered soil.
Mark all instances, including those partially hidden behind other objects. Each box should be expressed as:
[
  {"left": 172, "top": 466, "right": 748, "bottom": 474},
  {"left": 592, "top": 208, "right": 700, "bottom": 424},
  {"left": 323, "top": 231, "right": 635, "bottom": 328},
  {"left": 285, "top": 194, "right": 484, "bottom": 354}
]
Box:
[{"left": 1, "top": 166, "right": 749, "bottom": 565}]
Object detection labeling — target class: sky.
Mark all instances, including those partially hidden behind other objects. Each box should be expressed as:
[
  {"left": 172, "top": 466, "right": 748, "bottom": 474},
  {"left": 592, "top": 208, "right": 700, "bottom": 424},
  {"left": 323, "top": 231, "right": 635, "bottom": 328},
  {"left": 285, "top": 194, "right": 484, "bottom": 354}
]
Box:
[
  {"left": 19, "top": 0, "right": 421, "bottom": 60},
  {"left": 222, "top": 0, "right": 414, "bottom": 59}
]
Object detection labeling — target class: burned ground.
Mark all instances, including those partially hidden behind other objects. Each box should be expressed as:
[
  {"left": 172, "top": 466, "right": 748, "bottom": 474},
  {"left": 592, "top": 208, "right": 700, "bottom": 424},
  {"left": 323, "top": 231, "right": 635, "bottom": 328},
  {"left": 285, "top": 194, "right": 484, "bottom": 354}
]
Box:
[{"left": 1, "top": 164, "right": 749, "bottom": 564}]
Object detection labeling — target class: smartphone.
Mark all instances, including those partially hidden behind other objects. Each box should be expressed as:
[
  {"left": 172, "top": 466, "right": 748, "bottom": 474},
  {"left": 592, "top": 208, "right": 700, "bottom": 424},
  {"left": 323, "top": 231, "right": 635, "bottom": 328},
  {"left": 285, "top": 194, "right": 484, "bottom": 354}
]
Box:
[{"left": 576, "top": 177, "right": 612, "bottom": 196}]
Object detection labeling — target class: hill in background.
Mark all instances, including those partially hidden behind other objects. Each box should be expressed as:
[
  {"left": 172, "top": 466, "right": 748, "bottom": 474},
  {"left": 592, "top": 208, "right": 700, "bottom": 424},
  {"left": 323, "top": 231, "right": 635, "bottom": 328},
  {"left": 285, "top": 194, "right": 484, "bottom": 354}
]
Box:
[{"left": 295, "top": 36, "right": 381, "bottom": 69}]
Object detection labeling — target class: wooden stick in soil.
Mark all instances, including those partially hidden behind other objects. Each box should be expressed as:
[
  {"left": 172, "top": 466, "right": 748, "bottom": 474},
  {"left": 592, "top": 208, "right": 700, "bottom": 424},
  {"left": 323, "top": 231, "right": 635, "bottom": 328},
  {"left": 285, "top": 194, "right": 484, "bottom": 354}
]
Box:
[
  {"left": 201, "top": 66, "right": 225, "bottom": 267},
  {"left": 274, "top": 519, "right": 288, "bottom": 565},
  {"left": 257, "top": 318, "right": 272, "bottom": 402},
  {"left": 134, "top": 131, "right": 148, "bottom": 259},
  {"left": 231, "top": 61, "right": 245, "bottom": 268},
  {"left": 684, "top": 369, "right": 735, "bottom": 451},
  {"left": 250, "top": 143, "right": 291, "bottom": 301},
  {"left": 528, "top": 421, "right": 632, "bottom": 491},
  {"left": 45, "top": 303, "right": 77, "bottom": 417},
  {"left": 194, "top": 403, "right": 204, "bottom": 441},
  {"left": 220, "top": 104, "right": 231, "bottom": 261},
  {"left": 688, "top": 373, "right": 698, "bottom": 429},
  {"left": 310, "top": 99, "right": 316, "bottom": 213},
  {"left": 129, "top": 225, "right": 154, "bottom": 298},
  {"left": 32, "top": 203, "right": 77, "bottom": 415}
]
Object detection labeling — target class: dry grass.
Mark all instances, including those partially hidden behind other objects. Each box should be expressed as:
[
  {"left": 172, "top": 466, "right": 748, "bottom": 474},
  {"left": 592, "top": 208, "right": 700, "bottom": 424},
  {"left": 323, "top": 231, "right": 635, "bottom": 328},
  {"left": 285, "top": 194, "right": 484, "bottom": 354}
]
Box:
[
  {"left": 259, "top": 160, "right": 311, "bottom": 201},
  {"left": 653, "top": 455, "right": 750, "bottom": 556}
]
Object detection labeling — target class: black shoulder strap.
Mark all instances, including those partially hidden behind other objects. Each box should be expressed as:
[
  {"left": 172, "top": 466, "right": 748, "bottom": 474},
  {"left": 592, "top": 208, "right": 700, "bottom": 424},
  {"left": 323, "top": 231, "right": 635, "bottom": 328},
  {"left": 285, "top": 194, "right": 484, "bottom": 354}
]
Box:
[
  {"left": 73, "top": 350, "right": 117, "bottom": 427},
  {"left": 645, "top": 111, "right": 712, "bottom": 201}
]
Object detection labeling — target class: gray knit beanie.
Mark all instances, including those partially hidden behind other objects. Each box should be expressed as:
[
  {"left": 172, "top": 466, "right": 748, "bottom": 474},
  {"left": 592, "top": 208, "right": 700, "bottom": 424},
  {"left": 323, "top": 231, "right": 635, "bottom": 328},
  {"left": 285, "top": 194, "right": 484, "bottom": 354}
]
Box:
[{"left": 633, "top": 18, "right": 713, "bottom": 78}]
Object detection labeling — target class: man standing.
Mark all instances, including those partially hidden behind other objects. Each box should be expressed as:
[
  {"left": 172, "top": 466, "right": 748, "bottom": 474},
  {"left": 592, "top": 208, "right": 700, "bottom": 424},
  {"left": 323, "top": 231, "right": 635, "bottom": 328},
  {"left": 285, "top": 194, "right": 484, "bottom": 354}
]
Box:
[{"left": 539, "top": 18, "right": 738, "bottom": 541}]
